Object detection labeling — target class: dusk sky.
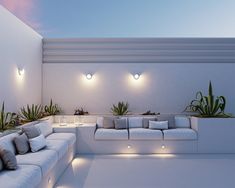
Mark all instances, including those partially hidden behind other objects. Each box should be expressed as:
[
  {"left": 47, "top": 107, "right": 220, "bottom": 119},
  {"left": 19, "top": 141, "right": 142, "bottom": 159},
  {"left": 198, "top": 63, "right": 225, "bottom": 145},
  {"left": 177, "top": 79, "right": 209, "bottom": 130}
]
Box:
[{"left": 0, "top": 0, "right": 235, "bottom": 38}]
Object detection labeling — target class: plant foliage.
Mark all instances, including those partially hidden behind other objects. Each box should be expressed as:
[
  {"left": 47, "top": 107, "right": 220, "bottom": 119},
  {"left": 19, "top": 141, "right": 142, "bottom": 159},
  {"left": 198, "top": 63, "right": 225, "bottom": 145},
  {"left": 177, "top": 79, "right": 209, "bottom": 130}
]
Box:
[
  {"left": 74, "top": 108, "right": 89, "bottom": 115},
  {"left": 184, "top": 81, "right": 230, "bottom": 117},
  {"left": 0, "top": 102, "right": 17, "bottom": 131},
  {"left": 111, "top": 101, "right": 129, "bottom": 116},
  {"left": 19, "top": 104, "right": 43, "bottom": 122},
  {"left": 44, "top": 99, "right": 60, "bottom": 116}
]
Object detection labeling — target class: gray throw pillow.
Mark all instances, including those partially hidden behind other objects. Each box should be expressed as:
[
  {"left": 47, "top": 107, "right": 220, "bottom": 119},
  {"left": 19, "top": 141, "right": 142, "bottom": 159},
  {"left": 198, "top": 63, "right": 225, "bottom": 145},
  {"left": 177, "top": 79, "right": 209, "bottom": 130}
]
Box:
[
  {"left": 0, "top": 157, "right": 3, "bottom": 171},
  {"left": 143, "top": 117, "right": 157, "bottom": 128},
  {"left": 103, "top": 117, "right": 115, "bottom": 129},
  {"left": 14, "top": 134, "right": 29, "bottom": 155},
  {"left": 0, "top": 149, "right": 17, "bottom": 170},
  {"left": 22, "top": 125, "right": 41, "bottom": 139},
  {"left": 114, "top": 118, "right": 127, "bottom": 129}
]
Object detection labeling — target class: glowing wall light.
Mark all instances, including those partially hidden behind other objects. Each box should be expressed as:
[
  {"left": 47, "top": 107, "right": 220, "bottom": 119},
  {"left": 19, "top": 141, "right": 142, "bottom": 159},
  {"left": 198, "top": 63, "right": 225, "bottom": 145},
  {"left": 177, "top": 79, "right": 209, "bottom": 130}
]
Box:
[
  {"left": 86, "top": 73, "right": 93, "bottom": 80},
  {"left": 18, "top": 67, "right": 24, "bottom": 76},
  {"left": 133, "top": 73, "right": 140, "bottom": 80}
]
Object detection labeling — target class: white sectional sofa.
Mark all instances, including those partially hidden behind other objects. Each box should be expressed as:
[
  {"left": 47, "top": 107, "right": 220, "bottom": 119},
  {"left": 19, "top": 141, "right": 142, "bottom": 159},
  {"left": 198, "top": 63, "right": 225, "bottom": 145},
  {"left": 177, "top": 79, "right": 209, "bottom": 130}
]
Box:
[
  {"left": 75, "top": 114, "right": 198, "bottom": 154},
  {"left": 0, "top": 117, "right": 76, "bottom": 188}
]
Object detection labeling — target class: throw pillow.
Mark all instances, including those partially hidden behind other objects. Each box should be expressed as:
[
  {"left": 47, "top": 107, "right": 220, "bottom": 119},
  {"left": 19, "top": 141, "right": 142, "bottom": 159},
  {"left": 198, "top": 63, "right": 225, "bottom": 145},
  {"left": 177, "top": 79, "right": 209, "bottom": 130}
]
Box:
[
  {"left": 29, "top": 134, "right": 47, "bottom": 152},
  {"left": 114, "top": 118, "right": 127, "bottom": 129},
  {"left": 14, "top": 133, "right": 30, "bottom": 155},
  {"left": 0, "top": 149, "right": 17, "bottom": 170},
  {"left": 103, "top": 117, "right": 115, "bottom": 129},
  {"left": 175, "top": 116, "right": 191, "bottom": 128},
  {"left": 143, "top": 117, "right": 157, "bottom": 128},
  {"left": 96, "top": 117, "right": 104, "bottom": 128},
  {"left": 22, "top": 125, "right": 41, "bottom": 139},
  {"left": 149, "top": 120, "right": 168, "bottom": 130},
  {"left": 128, "top": 117, "right": 143, "bottom": 128}
]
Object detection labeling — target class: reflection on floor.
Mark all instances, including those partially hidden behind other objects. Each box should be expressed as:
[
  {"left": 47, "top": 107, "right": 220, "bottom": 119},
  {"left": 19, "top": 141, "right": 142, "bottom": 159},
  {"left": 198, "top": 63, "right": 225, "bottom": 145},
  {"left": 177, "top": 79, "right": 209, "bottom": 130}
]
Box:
[{"left": 55, "top": 154, "right": 235, "bottom": 188}]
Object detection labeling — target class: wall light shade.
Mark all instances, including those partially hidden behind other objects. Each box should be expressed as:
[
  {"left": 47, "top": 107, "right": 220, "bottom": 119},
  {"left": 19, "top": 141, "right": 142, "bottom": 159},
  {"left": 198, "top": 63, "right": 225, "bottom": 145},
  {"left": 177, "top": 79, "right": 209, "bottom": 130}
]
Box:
[
  {"left": 18, "top": 67, "right": 24, "bottom": 76},
  {"left": 133, "top": 73, "right": 140, "bottom": 80},
  {"left": 86, "top": 73, "right": 93, "bottom": 80}
]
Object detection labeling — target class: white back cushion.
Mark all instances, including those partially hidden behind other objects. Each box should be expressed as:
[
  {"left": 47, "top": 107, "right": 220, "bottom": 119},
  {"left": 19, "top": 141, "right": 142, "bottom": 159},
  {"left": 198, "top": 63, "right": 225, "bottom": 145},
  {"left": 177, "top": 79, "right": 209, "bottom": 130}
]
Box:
[
  {"left": 128, "top": 117, "right": 143, "bottom": 128},
  {"left": 96, "top": 117, "right": 104, "bottom": 128},
  {"left": 35, "top": 121, "right": 53, "bottom": 137},
  {"left": 149, "top": 121, "right": 168, "bottom": 130},
  {"left": 175, "top": 116, "right": 191, "bottom": 128}
]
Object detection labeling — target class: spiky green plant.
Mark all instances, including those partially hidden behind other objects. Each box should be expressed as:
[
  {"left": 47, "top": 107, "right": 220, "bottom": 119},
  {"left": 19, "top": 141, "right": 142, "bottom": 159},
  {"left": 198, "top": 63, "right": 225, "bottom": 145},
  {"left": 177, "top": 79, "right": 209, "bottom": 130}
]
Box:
[
  {"left": 184, "top": 81, "right": 230, "bottom": 117},
  {"left": 44, "top": 99, "right": 60, "bottom": 116},
  {"left": 19, "top": 104, "right": 43, "bottom": 122},
  {"left": 0, "top": 102, "right": 17, "bottom": 131},
  {"left": 111, "top": 102, "right": 129, "bottom": 116}
]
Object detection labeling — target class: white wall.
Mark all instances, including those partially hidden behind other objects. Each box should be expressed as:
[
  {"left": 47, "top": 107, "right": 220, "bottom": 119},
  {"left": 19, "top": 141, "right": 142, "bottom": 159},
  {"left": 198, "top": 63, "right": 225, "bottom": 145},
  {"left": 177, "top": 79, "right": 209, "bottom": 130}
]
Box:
[
  {"left": 43, "top": 63, "right": 235, "bottom": 115},
  {"left": 0, "top": 5, "right": 42, "bottom": 112}
]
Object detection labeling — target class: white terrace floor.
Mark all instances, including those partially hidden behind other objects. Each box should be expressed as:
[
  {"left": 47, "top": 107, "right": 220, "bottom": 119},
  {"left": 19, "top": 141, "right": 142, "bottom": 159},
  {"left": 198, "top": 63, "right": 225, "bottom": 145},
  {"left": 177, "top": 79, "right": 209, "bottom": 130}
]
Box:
[{"left": 55, "top": 154, "right": 235, "bottom": 188}]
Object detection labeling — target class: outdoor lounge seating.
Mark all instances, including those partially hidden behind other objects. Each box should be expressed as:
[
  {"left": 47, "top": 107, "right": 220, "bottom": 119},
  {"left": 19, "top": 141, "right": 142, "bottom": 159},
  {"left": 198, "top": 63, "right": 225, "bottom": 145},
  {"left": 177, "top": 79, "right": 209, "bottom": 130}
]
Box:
[{"left": 0, "top": 119, "right": 76, "bottom": 188}]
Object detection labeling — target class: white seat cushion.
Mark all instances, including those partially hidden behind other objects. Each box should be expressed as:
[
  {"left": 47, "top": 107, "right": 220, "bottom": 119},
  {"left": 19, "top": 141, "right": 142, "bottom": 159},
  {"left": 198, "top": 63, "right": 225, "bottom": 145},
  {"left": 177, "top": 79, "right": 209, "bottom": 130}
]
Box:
[
  {"left": 46, "top": 133, "right": 76, "bottom": 147},
  {"left": 46, "top": 139, "right": 68, "bottom": 159},
  {"left": 163, "top": 128, "right": 197, "bottom": 140},
  {"left": 0, "top": 164, "right": 42, "bottom": 188},
  {"left": 95, "top": 128, "right": 128, "bottom": 140},
  {"left": 16, "top": 149, "right": 58, "bottom": 176},
  {"left": 129, "top": 128, "right": 163, "bottom": 140}
]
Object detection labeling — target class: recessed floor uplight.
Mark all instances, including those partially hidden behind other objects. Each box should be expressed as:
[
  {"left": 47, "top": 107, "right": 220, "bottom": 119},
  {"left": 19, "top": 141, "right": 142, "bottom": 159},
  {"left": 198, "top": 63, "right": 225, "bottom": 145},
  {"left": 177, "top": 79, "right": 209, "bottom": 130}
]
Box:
[
  {"left": 86, "top": 73, "right": 93, "bottom": 80},
  {"left": 127, "top": 145, "right": 131, "bottom": 149},
  {"left": 133, "top": 73, "right": 140, "bottom": 80}
]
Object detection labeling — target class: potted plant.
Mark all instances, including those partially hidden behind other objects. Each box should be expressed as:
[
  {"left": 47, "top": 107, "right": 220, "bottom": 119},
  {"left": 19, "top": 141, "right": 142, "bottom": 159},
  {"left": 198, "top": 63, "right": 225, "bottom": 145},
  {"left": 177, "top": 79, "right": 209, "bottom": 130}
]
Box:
[
  {"left": 184, "top": 81, "right": 235, "bottom": 153},
  {"left": 19, "top": 104, "right": 43, "bottom": 123},
  {"left": 44, "top": 99, "right": 60, "bottom": 116},
  {"left": 111, "top": 101, "right": 129, "bottom": 116},
  {"left": 0, "top": 102, "right": 18, "bottom": 136}
]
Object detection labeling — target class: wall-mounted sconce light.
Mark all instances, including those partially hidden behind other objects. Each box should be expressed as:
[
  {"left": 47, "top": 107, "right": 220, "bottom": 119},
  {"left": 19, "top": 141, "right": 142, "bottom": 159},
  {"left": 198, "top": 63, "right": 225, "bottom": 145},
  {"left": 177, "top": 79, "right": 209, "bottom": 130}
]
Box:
[
  {"left": 127, "top": 145, "right": 131, "bottom": 149},
  {"left": 161, "top": 145, "right": 165, "bottom": 149},
  {"left": 133, "top": 73, "right": 140, "bottom": 80},
  {"left": 86, "top": 73, "right": 93, "bottom": 80},
  {"left": 18, "top": 67, "right": 24, "bottom": 76}
]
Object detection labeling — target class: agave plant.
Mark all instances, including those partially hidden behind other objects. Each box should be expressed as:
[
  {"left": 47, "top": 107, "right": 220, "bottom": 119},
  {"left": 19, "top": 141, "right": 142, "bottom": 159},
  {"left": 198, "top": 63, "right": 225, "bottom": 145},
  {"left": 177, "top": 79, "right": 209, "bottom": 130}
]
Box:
[
  {"left": 111, "top": 101, "right": 129, "bottom": 116},
  {"left": 19, "top": 104, "right": 43, "bottom": 122},
  {"left": 44, "top": 99, "right": 60, "bottom": 116},
  {"left": 184, "top": 81, "right": 230, "bottom": 117},
  {"left": 0, "top": 102, "right": 17, "bottom": 131}
]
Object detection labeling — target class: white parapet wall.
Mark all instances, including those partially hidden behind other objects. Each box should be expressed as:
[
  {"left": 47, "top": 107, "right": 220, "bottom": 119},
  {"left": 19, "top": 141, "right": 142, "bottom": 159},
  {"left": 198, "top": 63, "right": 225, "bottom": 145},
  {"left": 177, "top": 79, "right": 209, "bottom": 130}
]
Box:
[{"left": 0, "top": 5, "right": 42, "bottom": 112}]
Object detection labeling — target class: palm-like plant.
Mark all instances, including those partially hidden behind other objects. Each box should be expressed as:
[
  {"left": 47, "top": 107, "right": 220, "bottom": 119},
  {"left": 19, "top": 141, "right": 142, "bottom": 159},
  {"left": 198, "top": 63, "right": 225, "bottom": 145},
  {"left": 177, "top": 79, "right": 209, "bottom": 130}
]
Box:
[
  {"left": 0, "top": 102, "right": 17, "bottom": 131},
  {"left": 111, "top": 102, "right": 129, "bottom": 116},
  {"left": 184, "top": 81, "right": 230, "bottom": 117},
  {"left": 19, "top": 104, "right": 43, "bottom": 122},
  {"left": 44, "top": 99, "right": 60, "bottom": 116}
]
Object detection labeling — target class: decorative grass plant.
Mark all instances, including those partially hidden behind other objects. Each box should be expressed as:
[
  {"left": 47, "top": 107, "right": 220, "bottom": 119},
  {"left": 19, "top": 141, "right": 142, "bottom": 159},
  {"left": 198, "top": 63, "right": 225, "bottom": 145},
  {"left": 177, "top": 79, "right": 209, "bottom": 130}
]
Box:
[
  {"left": 111, "top": 101, "right": 129, "bottom": 116},
  {"left": 44, "top": 99, "right": 60, "bottom": 116},
  {"left": 184, "top": 81, "right": 231, "bottom": 117},
  {"left": 0, "top": 102, "right": 17, "bottom": 131},
  {"left": 19, "top": 104, "right": 43, "bottom": 122}
]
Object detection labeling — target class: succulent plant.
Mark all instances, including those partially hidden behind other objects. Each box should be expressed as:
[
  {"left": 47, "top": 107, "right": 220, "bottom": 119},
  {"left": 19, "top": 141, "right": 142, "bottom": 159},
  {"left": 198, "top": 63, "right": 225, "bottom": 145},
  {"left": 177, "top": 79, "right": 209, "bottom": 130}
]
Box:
[
  {"left": 19, "top": 104, "right": 43, "bottom": 122},
  {"left": 111, "top": 101, "right": 129, "bottom": 116},
  {"left": 184, "top": 81, "right": 231, "bottom": 117},
  {"left": 141, "top": 111, "right": 160, "bottom": 116},
  {"left": 0, "top": 102, "right": 17, "bottom": 131},
  {"left": 74, "top": 108, "right": 89, "bottom": 115},
  {"left": 44, "top": 99, "right": 60, "bottom": 116}
]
